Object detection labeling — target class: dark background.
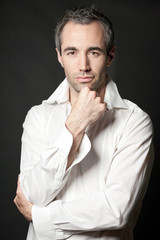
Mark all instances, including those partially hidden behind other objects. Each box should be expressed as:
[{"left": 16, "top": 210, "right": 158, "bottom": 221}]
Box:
[{"left": 1, "top": 0, "right": 160, "bottom": 239}]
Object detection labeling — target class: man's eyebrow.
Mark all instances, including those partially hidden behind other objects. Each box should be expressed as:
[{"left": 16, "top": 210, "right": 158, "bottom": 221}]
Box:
[
  {"left": 87, "top": 47, "right": 105, "bottom": 53},
  {"left": 63, "top": 47, "right": 77, "bottom": 53}
]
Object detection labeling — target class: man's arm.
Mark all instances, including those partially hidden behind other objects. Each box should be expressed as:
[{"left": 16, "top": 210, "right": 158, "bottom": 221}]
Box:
[
  {"left": 66, "top": 87, "right": 106, "bottom": 169},
  {"left": 19, "top": 107, "right": 76, "bottom": 207}
]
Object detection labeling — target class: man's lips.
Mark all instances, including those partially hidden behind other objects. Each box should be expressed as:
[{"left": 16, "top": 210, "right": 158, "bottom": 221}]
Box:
[{"left": 76, "top": 76, "right": 94, "bottom": 83}]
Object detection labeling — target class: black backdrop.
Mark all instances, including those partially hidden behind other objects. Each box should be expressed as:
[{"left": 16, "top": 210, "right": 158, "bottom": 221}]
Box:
[{"left": 1, "top": 0, "right": 160, "bottom": 239}]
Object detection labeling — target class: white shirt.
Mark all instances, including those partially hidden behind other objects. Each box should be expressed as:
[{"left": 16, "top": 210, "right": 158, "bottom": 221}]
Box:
[{"left": 19, "top": 78, "right": 154, "bottom": 240}]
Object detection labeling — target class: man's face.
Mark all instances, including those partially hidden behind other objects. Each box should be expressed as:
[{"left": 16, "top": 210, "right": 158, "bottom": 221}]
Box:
[{"left": 57, "top": 21, "right": 115, "bottom": 95}]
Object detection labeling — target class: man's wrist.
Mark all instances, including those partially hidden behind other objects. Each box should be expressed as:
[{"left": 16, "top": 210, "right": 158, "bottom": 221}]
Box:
[{"left": 65, "top": 117, "right": 86, "bottom": 138}]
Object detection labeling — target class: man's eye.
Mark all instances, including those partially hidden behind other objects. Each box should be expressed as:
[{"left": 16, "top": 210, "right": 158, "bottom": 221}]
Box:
[
  {"left": 89, "top": 51, "right": 99, "bottom": 56},
  {"left": 67, "top": 52, "right": 76, "bottom": 55}
]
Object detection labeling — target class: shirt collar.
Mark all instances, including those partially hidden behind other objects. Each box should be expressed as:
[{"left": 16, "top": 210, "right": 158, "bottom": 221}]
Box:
[
  {"left": 104, "top": 77, "right": 128, "bottom": 110},
  {"left": 44, "top": 78, "right": 69, "bottom": 104},
  {"left": 44, "top": 77, "right": 128, "bottom": 110}
]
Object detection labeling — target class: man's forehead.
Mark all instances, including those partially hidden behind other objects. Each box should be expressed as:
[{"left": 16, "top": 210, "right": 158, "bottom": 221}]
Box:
[{"left": 60, "top": 21, "right": 106, "bottom": 49}]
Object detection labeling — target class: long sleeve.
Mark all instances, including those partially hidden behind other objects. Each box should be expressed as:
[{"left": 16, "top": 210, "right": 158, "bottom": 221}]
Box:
[
  {"left": 19, "top": 105, "right": 91, "bottom": 207},
  {"left": 31, "top": 108, "right": 154, "bottom": 239}
]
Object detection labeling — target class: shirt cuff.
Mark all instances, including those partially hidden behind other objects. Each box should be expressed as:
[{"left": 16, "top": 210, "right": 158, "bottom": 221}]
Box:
[
  {"left": 47, "top": 124, "right": 73, "bottom": 157},
  {"left": 71, "top": 133, "right": 91, "bottom": 167},
  {"left": 32, "top": 204, "right": 72, "bottom": 240},
  {"left": 32, "top": 205, "right": 56, "bottom": 240},
  {"left": 56, "top": 124, "right": 91, "bottom": 169}
]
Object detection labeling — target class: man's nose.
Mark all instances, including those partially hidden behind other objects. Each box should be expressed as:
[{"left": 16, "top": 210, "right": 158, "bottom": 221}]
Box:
[{"left": 79, "top": 54, "right": 91, "bottom": 72}]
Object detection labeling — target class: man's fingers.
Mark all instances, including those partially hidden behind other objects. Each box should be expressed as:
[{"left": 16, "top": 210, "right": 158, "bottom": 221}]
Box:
[
  {"left": 14, "top": 175, "right": 23, "bottom": 207},
  {"left": 13, "top": 196, "right": 16, "bottom": 205},
  {"left": 14, "top": 196, "right": 20, "bottom": 210},
  {"left": 14, "top": 175, "right": 33, "bottom": 221}
]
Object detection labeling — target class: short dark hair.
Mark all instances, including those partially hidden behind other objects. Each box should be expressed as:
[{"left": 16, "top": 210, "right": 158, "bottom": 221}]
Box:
[{"left": 55, "top": 5, "right": 115, "bottom": 55}]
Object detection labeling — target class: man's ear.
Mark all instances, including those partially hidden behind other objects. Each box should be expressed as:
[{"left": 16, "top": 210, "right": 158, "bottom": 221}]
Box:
[
  {"left": 107, "top": 46, "right": 116, "bottom": 67},
  {"left": 56, "top": 48, "right": 64, "bottom": 68}
]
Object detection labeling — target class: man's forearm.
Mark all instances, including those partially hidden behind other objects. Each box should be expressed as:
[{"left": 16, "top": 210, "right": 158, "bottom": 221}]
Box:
[{"left": 65, "top": 120, "right": 85, "bottom": 169}]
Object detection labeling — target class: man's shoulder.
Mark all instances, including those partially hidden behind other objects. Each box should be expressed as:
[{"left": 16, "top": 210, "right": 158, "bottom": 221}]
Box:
[
  {"left": 123, "top": 99, "right": 150, "bottom": 119},
  {"left": 121, "top": 99, "right": 153, "bottom": 134},
  {"left": 26, "top": 101, "right": 58, "bottom": 119}
]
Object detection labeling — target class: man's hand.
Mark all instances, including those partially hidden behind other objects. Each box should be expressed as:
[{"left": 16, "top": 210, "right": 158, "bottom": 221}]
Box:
[
  {"left": 66, "top": 87, "right": 107, "bottom": 136},
  {"left": 14, "top": 176, "right": 33, "bottom": 221}
]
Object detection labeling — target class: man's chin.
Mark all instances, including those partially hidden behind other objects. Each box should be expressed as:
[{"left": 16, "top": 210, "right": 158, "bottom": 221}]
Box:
[
  {"left": 70, "top": 83, "right": 90, "bottom": 93},
  {"left": 68, "top": 79, "right": 101, "bottom": 93}
]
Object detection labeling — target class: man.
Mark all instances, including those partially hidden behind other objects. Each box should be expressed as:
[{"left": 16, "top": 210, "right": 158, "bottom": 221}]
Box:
[{"left": 14, "top": 6, "right": 154, "bottom": 240}]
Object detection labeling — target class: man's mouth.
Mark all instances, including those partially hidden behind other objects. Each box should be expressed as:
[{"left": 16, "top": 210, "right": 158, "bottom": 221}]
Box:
[{"left": 76, "top": 76, "right": 94, "bottom": 83}]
